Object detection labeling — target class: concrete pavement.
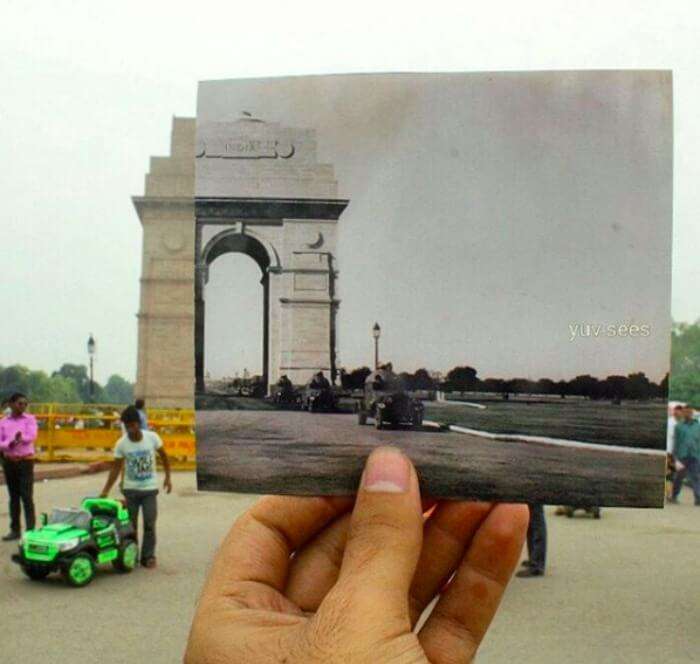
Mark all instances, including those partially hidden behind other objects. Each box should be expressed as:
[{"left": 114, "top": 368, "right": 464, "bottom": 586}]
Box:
[
  {"left": 0, "top": 462, "right": 99, "bottom": 485},
  {"left": 1, "top": 472, "right": 699, "bottom": 663}
]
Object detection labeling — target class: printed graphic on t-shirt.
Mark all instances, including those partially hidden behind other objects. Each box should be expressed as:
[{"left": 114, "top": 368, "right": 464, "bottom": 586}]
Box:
[{"left": 125, "top": 449, "right": 155, "bottom": 483}]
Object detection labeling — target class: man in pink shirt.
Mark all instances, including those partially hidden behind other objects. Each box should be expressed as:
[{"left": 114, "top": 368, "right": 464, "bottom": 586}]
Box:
[{"left": 0, "top": 392, "right": 38, "bottom": 540}]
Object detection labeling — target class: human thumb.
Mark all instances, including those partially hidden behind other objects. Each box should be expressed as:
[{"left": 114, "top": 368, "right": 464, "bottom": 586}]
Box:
[{"left": 330, "top": 446, "right": 423, "bottom": 629}]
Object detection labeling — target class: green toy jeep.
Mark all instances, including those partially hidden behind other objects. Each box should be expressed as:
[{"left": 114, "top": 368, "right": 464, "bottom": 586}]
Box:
[{"left": 11, "top": 497, "right": 137, "bottom": 587}]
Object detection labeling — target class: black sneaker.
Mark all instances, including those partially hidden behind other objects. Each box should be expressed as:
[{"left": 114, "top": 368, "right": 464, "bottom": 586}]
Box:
[
  {"left": 2, "top": 532, "right": 20, "bottom": 542},
  {"left": 516, "top": 568, "right": 544, "bottom": 578},
  {"left": 520, "top": 560, "right": 534, "bottom": 568}
]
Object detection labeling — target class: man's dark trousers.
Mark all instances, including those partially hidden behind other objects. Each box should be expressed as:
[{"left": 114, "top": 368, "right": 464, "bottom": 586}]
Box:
[
  {"left": 2, "top": 458, "right": 36, "bottom": 533},
  {"left": 527, "top": 504, "right": 547, "bottom": 573},
  {"left": 123, "top": 489, "right": 158, "bottom": 562},
  {"left": 672, "top": 457, "right": 700, "bottom": 504}
]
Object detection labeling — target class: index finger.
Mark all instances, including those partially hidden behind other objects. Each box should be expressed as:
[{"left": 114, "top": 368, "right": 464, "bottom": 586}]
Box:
[{"left": 204, "top": 495, "right": 353, "bottom": 598}]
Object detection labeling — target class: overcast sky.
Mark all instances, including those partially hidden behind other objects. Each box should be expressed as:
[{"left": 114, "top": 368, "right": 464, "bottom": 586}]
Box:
[
  {"left": 1, "top": 1, "right": 699, "bottom": 384},
  {"left": 199, "top": 72, "right": 671, "bottom": 381}
]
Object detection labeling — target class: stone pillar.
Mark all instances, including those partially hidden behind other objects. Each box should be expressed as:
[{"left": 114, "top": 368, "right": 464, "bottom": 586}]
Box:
[
  {"left": 261, "top": 271, "right": 270, "bottom": 384},
  {"left": 133, "top": 118, "right": 196, "bottom": 408},
  {"left": 194, "top": 221, "right": 205, "bottom": 393}
]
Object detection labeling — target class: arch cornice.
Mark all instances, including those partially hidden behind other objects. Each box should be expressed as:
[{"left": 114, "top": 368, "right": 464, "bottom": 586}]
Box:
[
  {"left": 195, "top": 197, "right": 349, "bottom": 221},
  {"left": 200, "top": 226, "right": 282, "bottom": 281}
]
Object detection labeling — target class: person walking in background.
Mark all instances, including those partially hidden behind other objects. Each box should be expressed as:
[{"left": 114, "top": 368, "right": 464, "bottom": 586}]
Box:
[
  {"left": 671, "top": 404, "right": 700, "bottom": 505},
  {"left": 120, "top": 398, "right": 149, "bottom": 435},
  {"left": 667, "top": 403, "right": 684, "bottom": 453},
  {"left": 0, "top": 393, "right": 38, "bottom": 540},
  {"left": 134, "top": 398, "right": 149, "bottom": 430},
  {"left": 517, "top": 503, "right": 546, "bottom": 577},
  {"left": 666, "top": 403, "right": 685, "bottom": 501}
]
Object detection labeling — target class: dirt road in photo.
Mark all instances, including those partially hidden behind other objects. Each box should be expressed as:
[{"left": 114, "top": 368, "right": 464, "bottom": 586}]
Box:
[{"left": 196, "top": 410, "right": 664, "bottom": 506}]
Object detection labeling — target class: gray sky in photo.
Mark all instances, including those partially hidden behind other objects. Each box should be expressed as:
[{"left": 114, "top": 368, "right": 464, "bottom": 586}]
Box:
[
  {"left": 200, "top": 72, "right": 672, "bottom": 381},
  {"left": 1, "top": 1, "right": 699, "bottom": 384}
]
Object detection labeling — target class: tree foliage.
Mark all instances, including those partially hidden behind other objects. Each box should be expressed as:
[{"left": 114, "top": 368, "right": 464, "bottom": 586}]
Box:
[
  {"left": 341, "top": 366, "right": 372, "bottom": 390},
  {"left": 444, "top": 366, "right": 478, "bottom": 392},
  {"left": 670, "top": 321, "right": 700, "bottom": 404},
  {"left": 102, "top": 374, "right": 134, "bottom": 404},
  {"left": 0, "top": 364, "right": 133, "bottom": 405},
  {"left": 345, "top": 353, "right": 672, "bottom": 401}
]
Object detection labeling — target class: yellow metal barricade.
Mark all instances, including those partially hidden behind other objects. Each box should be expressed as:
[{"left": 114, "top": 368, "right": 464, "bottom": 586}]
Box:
[{"left": 32, "top": 404, "right": 195, "bottom": 470}]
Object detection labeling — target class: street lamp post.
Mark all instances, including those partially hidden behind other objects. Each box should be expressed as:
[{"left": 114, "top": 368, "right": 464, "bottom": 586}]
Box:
[
  {"left": 87, "top": 334, "right": 96, "bottom": 401},
  {"left": 372, "top": 323, "right": 381, "bottom": 370}
]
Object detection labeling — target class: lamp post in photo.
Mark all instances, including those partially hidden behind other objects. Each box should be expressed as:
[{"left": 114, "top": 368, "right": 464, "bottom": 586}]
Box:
[
  {"left": 87, "top": 334, "right": 96, "bottom": 402},
  {"left": 372, "top": 322, "right": 381, "bottom": 370}
]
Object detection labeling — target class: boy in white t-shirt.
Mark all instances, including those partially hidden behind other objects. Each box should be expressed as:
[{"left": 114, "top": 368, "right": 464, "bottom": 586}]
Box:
[{"left": 100, "top": 405, "right": 172, "bottom": 568}]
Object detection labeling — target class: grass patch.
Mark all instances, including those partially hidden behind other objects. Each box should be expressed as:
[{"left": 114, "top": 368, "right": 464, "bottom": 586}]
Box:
[{"left": 425, "top": 400, "right": 666, "bottom": 449}]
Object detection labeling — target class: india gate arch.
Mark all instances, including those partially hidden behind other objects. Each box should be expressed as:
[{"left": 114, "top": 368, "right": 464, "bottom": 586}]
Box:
[
  {"left": 132, "top": 115, "right": 349, "bottom": 407},
  {"left": 195, "top": 228, "right": 274, "bottom": 392}
]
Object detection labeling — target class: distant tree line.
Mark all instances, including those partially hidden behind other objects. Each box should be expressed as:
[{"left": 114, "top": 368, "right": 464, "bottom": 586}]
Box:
[
  {"left": 340, "top": 364, "right": 668, "bottom": 401},
  {"left": 0, "top": 364, "right": 134, "bottom": 404},
  {"left": 340, "top": 321, "right": 700, "bottom": 401},
  {"left": 440, "top": 367, "right": 667, "bottom": 401}
]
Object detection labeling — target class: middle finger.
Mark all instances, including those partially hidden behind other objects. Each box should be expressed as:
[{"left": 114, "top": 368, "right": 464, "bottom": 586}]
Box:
[
  {"left": 286, "top": 499, "right": 438, "bottom": 611},
  {"left": 409, "top": 501, "right": 493, "bottom": 626}
]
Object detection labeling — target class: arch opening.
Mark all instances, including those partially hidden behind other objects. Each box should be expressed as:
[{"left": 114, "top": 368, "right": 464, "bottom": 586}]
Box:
[{"left": 195, "top": 231, "right": 272, "bottom": 394}]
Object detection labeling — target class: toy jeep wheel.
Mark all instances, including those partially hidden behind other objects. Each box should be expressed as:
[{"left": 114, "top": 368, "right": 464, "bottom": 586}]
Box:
[
  {"left": 63, "top": 553, "right": 95, "bottom": 587},
  {"left": 23, "top": 565, "right": 51, "bottom": 581},
  {"left": 113, "top": 539, "right": 138, "bottom": 573}
]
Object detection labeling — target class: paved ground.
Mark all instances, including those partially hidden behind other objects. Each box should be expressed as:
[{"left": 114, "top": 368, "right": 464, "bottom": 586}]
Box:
[
  {"left": 2, "top": 472, "right": 699, "bottom": 663},
  {"left": 197, "top": 410, "right": 664, "bottom": 506},
  {"left": 0, "top": 463, "right": 91, "bottom": 484},
  {"left": 0, "top": 472, "right": 256, "bottom": 663}
]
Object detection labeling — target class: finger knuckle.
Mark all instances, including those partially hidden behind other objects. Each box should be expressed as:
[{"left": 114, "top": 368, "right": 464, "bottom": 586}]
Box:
[
  {"left": 352, "top": 510, "right": 411, "bottom": 543},
  {"left": 314, "top": 587, "right": 356, "bottom": 637},
  {"left": 430, "top": 607, "right": 480, "bottom": 656}
]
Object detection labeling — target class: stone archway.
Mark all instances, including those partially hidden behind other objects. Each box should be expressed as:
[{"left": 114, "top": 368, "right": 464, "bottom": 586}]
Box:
[
  {"left": 131, "top": 114, "right": 349, "bottom": 406},
  {"left": 195, "top": 113, "right": 349, "bottom": 395}
]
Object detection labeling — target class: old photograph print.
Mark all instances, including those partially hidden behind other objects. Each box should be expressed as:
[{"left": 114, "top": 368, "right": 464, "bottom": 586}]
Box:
[{"left": 194, "top": 71, "right": 672, "bottom": 507}]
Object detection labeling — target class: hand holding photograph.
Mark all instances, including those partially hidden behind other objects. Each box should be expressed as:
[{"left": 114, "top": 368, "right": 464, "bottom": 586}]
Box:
[{"left": 193, "top": 71, "right": 672, "bottom": 507}]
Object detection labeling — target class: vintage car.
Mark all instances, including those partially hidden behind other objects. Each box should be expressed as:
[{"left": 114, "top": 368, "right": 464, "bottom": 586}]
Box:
[
  {"left": 301, "top": 377, "right": 337, "bottom": 412},
  {"left": 301, "top": 387, "right": 337, "bottom": 412},
  {"left": 236, "top": 380, "right": 267, "bottom": 398},
  {"left": 271, "top": 382, "right": 301, "bottom": 407},
  {"left": 357, "top": 370, "right": 424, "bottom": 429}
]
